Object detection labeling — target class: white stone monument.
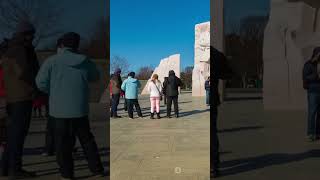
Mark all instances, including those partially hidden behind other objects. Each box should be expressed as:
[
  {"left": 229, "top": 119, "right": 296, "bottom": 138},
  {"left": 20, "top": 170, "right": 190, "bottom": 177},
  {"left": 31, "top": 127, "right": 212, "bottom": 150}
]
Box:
[
  {"left": 141, "top": 54, "right": 180, "bottom": 95},
  {"left": 192, "top": 22, "right": 210, "bottom": 97},
  {"left": 263, "top": 0, "right": 320, "bottom": 110}
]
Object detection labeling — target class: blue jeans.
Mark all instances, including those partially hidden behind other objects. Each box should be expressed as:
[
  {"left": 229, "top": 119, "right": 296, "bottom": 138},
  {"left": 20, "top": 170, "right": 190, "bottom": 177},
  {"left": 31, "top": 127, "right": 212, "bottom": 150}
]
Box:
[
  {"left": 206, "top": 90, "right": 210, "bottom": 105},
  {"left": 307, "top": 92, "right": 320, "bottom": 136}
]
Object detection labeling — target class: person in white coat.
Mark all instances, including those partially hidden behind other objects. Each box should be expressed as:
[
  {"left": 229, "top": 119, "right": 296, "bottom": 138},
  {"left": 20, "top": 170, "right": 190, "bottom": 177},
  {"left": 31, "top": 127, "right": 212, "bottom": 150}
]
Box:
[{"left": 147, "top": 74, "right": 163, "bottom": 119}]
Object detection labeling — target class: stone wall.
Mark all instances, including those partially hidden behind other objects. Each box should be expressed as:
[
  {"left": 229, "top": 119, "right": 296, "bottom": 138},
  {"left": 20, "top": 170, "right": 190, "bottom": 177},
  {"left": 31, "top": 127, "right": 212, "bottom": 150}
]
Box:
[
  {"left": 263, "top": 0, "right": 320, "bottom": 110},
  {"left": 141, "top": 54, "right": 180, "bottom": 95},
  {"left": 192, "top": 22, "right": 210, "bottom": 97}
]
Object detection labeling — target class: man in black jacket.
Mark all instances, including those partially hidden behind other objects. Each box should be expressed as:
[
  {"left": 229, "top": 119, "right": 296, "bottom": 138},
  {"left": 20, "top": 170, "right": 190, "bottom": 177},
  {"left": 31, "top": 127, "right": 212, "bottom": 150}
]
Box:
[
  {"left": 211, "top": 47, "right": 232, "bottom": 178},
  {"left": 163, "top": 70, "right": 183, "bottom": 118},
  {"left": 303, "top": 47, "right": 320, "bottom": 142}
]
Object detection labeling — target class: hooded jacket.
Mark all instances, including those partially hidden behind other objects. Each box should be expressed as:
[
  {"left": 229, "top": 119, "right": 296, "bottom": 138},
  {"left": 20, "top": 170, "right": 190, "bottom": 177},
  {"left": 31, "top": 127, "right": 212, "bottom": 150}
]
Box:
[
  {"left": 121, "top": 76, "right": 141, "bottom": 99},
  {"left": 2, "top": 33, "right": 40, "bottom": 103},
  {"left": 163, "top": 71, "right": 182, "bottom": 97},
  {"left": 303, "top": 47, "right": 320, "bottom": 92},
  {"left": 110, "top": 74, "right": 122, "bottom": 95},
  {"left": 36, "top": 48, "right": 100, "bottom": 118}
]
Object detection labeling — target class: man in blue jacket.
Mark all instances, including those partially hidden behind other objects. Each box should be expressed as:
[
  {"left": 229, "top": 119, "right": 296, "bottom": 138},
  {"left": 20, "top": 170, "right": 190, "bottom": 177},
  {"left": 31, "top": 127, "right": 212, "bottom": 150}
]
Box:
[
  {"left": 36, "top": 32, "right": 105, "bottom": 179},
  {"left": 121, "top": 72, "right": 143, "bottom": 119},
  {"left": 303, "top": 47, "right": 320, "bottom": 142}
]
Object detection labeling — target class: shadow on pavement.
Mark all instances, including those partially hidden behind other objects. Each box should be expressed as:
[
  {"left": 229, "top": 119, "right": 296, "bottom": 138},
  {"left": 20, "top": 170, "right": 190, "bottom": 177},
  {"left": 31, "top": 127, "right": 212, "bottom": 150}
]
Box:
[
  {"left": 179, "top": 109, "right": 210, "bottom": 118},
  {"left": 224, "top": 97, "right": 262, "bottom": 101},
  {"left": 220, "top": 149, "right": 320, "bottom": 177},
  {"left": 218, "top": 126, "right": 264, "bottom": 133}
]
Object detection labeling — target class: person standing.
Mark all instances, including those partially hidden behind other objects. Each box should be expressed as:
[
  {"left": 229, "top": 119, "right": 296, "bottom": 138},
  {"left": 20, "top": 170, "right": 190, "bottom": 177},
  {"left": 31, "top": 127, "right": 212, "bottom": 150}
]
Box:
[
  {"left": 303, "top": 47, "right": 320, "bottom": 142},
  {"left": 147, "top": 74, "right": 163, "bottom": 119},
  {"left": 121, "top": 72, "right": 143, "bottom": 119},
  {"left": 0, "top": 63, "right": 7, "bottom": 165},
  {"left": 211, "top": 47, "right": 232, "bottom": 178},
  {"left": 110, "top": 69, "right": 122, "bottom": 118},
  {"left": 163, "top": 77, "right": 168, "bottom": 105},
  {"left": 36, "top": 32, "right": 105, "bottom": 179},
  {"left": 205, "top": 76, "right": 211, "bottom": 106},
  {"left": 163, "top": 70, "right": 182, "bottom": 118},
  {"left": 0, "top": 21, "right": 39, "bottom": 178}
]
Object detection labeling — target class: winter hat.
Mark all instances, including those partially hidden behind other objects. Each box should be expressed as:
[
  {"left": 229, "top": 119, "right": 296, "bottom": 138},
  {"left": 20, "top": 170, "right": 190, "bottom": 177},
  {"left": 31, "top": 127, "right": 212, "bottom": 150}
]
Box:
[
  {"left": 16, "top": 21, "right": 35, "bottom": 34},
  {"left": 169, "top": 70, "right": 175, "bottom": 76},
  {"left": 114, "top": 68, "right": 121, "bottom": 75},
  {"left": 56, "top": 37, "right": 63, "bottom": 47},
  {"left": 128, "top": 72, "right": 135, "bottom": 78},
  {"left": 61, "top": 32, "right": 80, "bottom": 50}
]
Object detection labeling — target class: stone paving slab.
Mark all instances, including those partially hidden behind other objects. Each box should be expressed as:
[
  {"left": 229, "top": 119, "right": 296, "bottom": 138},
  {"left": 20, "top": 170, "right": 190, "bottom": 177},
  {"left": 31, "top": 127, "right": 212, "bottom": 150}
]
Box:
[
  {"left": 217, "top": 99, "right": 320, "bottom": 180},
  {"left": 110, "top": 92, "right": 210, "bottom": 180}
]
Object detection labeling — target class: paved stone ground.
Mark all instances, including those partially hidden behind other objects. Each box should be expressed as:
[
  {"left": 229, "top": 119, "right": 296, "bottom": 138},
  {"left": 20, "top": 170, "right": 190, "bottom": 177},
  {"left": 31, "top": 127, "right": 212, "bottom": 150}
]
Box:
[
  {"left": 110, "top": 92, "right": 210, "bottom": 180},
  {"left": 18, "top": 103, "right": 109, "bottom": 180},
  {"left": 217, "top": 97, "right": 320, "bottom": 180}
]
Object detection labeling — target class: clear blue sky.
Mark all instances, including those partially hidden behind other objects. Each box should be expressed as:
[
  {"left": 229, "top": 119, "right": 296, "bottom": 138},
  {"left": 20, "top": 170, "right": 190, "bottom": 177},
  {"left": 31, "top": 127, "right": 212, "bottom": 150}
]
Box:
[
  {"left": 59, "top": 0, "right": 107, "bottom": 38},
  {"left": 225, "top": 0, "right": 270, "bottom": 33},
  {"left": 39, "top": 0, "right": 108, "bottom": 48},
  {"left": 110, "top": 0, "right": 210, "bottom": 72},
  {"left": 0, "top": 0, "right": 107, "bottom": 49}
]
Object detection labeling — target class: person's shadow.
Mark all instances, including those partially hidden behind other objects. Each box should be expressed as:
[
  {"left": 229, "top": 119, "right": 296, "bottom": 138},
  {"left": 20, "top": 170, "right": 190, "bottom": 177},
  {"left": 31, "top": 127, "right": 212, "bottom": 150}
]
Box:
[
  {"left": 218, "top": 126, "right": 264, "bottom": 133},
  {"left": 178, "top": 109, "right": 210, "bottom": 118},
  {"left": 219, "top": 149, "right": 320, "bottom": 177}
]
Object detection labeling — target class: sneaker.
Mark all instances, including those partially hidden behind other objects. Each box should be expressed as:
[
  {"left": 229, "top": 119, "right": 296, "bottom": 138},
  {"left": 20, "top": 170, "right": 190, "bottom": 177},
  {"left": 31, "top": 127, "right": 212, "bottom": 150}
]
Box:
[
  {"left": 9, "top": 169, "right": 37, "bottom": 179},
  {"left": 113, "top": 115, "right": 121, "bottom": 119},
  {"left": 166, "top": 115, "right": 171, "bottom": 119}
]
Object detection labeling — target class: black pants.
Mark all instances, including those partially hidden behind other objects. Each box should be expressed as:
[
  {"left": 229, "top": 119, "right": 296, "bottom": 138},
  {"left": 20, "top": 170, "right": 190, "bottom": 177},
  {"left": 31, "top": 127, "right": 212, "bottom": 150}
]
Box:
[
  {"left": 44, "top": 116, "right": 55, "bottom": 154},
  {"left": 111, "top": 94, "right": 120, "bottom": 117},
  {"left": 53, "top": 116, "right": 103, "bottom": 178},
  {"left": 164, "top": 95, "right": 167, "bottom": 105},
  {"left": 127, "top": 99, "right": 142, "bottom": 118},
  {"left": 1, "top": 101, "right": 32, "bottom": 174},
  {"left": 44, "top": 117, "right": 77, "bottom": 155},
  {"left": 167, "top": 96, "right": 179, "bottom": 116},
  {"left": 211, "top": 106, "right": 220, "bottom": 171},
  {"left": 124, "top": 98, "right": 128, "bottom": 111}
]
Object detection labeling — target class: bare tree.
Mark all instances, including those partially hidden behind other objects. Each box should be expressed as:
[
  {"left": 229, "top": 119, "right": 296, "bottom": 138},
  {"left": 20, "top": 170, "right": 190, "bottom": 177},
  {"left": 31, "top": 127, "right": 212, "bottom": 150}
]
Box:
[
  {"left": 110, "top": 55, "right": 130, "bottom": 76},
  {"left": 180, "top": 66, "right": 193, "bottom": 90},
  {"left": 0, "top": 0, "right": 63, "bottom": 47},
  {"left": 225, "top": 16, "right": 268, "bottom": 88},
  {"left": 136, "top": 66, "right": 154, "bottom": 80},
  {"left": 81, "top": 17, "right": 109, "bottom": 59}
]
